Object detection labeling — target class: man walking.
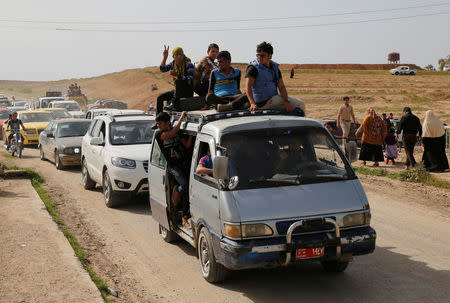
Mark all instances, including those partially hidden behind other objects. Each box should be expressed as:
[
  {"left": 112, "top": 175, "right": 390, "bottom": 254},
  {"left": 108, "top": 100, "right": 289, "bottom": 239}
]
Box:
[
  {"left": 337, "top": 96, "right": 356, "bottom": 147},
  {"left": 396, "top": 107, "right": 422, "bottom": 169},
  {"left": 245, "top": 41, "right": 305, "bottom": 114}
]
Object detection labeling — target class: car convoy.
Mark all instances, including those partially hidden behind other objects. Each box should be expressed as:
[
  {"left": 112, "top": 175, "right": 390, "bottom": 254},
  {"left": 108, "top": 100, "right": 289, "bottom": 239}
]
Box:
[{"left": 1, "top": 90, "right": 377, "bottom": 282}]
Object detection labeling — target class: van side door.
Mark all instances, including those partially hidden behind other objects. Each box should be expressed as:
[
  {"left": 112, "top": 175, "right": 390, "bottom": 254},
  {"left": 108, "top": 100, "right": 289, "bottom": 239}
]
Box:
[
  {"left": 148, "top": 136, "right": 170, "bottom": 229},
  {"left": 190, "top": 134, "right": 221, "bottom": 234}
]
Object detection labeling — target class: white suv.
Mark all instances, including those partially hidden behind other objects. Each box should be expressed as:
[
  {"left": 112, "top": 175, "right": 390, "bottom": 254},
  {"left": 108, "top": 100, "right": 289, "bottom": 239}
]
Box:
[{"left": 81, "top": 112, "right": 155, "bottom": 207}]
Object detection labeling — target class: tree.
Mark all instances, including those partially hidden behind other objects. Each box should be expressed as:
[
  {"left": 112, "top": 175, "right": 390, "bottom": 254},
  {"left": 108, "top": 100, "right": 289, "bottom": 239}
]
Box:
[
  {"left": 424, "top": 64, "right": 435, "bottom": 71},
  {"left": 438, "top": 55, "right": 450, "bottom": 70}
]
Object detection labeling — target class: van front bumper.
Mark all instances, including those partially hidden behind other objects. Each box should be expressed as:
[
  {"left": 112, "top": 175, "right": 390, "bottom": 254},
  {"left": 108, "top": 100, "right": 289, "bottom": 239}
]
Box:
[{"left": 213, "top": 226, "right": 376, "bottom": 270}]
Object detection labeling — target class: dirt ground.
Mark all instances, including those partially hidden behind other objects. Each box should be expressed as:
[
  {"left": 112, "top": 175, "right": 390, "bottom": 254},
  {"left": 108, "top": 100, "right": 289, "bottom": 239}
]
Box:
[{"left": 1, "top": 149, "right": 449, "bottom": 303}]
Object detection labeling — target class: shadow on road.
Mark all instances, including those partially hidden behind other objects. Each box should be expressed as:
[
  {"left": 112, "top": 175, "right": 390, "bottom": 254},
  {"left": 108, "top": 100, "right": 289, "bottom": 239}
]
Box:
[{"left": 214, "top": 246, "right": 450, "bottom": 302}]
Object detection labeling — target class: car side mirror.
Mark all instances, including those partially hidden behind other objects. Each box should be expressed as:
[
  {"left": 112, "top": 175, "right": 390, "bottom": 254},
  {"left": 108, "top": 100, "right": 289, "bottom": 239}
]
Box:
[
  {"left": 213, "top": 156, "right": 229, "bottom": 180},
  {"left": 47, "top": 132, "right": 54, "bottom": 138},
  {"left": 90, "top": 136, "right": 104, "bottom": 146}
]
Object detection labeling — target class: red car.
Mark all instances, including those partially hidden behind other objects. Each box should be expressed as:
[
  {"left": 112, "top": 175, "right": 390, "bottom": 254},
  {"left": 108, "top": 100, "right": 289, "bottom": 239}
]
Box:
[{"left": 321, "top": 119, "right": 362, "bottom": 144}]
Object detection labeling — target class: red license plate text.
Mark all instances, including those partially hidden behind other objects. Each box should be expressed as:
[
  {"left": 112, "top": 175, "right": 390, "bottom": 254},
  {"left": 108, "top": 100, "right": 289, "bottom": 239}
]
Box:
[{"left": 296, "top": 247, "right": 325, "bottom": 259}]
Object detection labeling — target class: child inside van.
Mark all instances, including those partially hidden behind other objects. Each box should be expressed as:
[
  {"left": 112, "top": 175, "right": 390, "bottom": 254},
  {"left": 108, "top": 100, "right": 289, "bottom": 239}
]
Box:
[{"left": 384, "top": 128, "right": 398, "bottom": 165}]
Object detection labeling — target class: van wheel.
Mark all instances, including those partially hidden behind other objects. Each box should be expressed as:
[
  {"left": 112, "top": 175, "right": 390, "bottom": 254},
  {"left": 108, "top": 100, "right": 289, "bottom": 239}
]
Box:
[
  {"left": 82, "top": 159, "right": 95, "bottom": 190},
  {"left": 198, "top": 227, "right": 229, "bottom": 283},
  {"left": 55, "top": 152, "right": 64, "bottom": 170},
  {"left": 321, "top": 260, "right": 349, "bottom": 272},
  {"left": 103, "top": 170, "right": 121, "bottom": 208},
  {"left": 159, "top": 224, "right": 178, "bottom": 243}
]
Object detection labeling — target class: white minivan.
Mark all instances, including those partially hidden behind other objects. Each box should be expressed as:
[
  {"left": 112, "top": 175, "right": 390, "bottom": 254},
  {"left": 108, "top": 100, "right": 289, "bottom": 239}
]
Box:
[{"left": 81, "top": 112, "right": 155, "bottom": 207}]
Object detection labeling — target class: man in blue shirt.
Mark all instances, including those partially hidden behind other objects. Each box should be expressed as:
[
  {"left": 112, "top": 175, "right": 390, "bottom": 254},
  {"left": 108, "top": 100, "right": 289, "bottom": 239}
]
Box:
[
  {"left": 245, "top": 42, "right": 305, "bottom": 115},
  {"left": 206, "top": 51, "right": 249, "bottom": 112},
  {"left": 156, "top": 46, "right": 195, "bottom": 114}
]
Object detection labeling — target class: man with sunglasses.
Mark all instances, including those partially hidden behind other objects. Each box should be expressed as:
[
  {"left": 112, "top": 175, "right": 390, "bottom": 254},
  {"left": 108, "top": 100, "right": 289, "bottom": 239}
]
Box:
[{"left": 245, "top": 41, "right": 305, "bottom": 114}]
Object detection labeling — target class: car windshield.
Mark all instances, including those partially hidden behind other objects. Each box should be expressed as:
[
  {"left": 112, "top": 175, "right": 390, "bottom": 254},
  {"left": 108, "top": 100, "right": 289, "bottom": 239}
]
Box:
[
  {"left": 0, "top": 111, "right": 9, "bottom": 119},
  {"left": 110, "top": 120, "right": 154, "bottom": 145},
  {"left": 54, "top": 103, "right": 80, "bottom": 111},
  {"left": 20, "top": 112, "right": 52, "bottom": 123},
  {"left": 49, "top": 110, "right": 72, "bottom": 119},
  {"left": 56, "top": 121, "right": 91, "bottom": 137},
  {"left": 13, "top": 101, "right": 28, "bottom": 107},
  {"left": 220, "top": 127, "right": 355, "bottom": 190}
]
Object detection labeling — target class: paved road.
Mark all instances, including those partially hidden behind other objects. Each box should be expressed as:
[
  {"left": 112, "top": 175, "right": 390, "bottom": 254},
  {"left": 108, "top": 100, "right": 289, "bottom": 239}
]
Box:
[{"left": 6, "top": 148, "right": 450, "bottom": 303}]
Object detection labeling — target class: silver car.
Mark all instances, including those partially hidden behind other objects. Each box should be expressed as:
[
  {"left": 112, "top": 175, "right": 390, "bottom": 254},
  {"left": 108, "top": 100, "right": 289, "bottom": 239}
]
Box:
[{"left": 39, "top": 119, "right": 92, "bottom": 169}]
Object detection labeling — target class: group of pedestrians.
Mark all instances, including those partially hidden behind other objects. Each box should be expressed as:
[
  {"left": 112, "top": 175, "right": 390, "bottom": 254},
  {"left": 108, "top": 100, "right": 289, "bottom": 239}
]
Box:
[
  {"left": 345, "top": 102, "right": 448, "bottom": 172},
  {"left": 154, "top": 41, "right": 305, "bottom": 116}
]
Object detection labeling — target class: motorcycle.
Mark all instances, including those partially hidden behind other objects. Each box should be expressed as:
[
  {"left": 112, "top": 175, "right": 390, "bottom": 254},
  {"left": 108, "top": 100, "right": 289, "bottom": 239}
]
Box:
[{"left": 6, "top": 129, "right": 24, "bottom": 158}]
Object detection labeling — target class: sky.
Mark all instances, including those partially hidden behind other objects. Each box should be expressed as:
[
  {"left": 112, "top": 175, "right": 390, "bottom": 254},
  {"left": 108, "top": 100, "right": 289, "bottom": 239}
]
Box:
[{"left": 0, "top": 0, "right": 449, "bottom": 81}]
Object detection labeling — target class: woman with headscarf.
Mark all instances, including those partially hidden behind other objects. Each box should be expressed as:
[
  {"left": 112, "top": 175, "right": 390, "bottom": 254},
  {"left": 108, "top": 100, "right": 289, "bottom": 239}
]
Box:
[
  {"left": 356, "top": 107, "right": 388, "bottom": 166},
  {"left": 421, "top": 110, "right": 449, "bottom": 172}
]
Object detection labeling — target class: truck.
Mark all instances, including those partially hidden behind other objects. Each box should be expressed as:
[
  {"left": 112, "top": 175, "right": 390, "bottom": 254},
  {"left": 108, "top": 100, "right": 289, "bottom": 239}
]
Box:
[
  {"left": 148, "top": 110, "right": 376, "bottom": 282},
  {"left": 390, "top": 66, "right": 417, "bottom": 75}
]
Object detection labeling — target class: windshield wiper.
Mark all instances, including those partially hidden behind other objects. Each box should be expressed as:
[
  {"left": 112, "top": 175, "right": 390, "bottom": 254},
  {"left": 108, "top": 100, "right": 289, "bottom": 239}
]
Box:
[{"left": 318, "top": 157, "right": 337, "bottom": 167}]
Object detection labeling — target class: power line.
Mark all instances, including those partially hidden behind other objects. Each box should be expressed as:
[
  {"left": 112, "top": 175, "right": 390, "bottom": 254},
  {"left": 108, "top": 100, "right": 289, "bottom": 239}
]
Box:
[
  {"left": 0, "top": 11, "right": 448, "bottom": 33},
  {"left": 0, "top": 2, "right": 449, "bottom": 25}
]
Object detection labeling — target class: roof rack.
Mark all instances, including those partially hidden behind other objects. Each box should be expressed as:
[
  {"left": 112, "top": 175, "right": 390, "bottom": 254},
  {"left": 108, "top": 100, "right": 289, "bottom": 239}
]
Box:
[
  {"left": 105, "top": 112, "right": 154, "bottom": 122},
  {"left": 170, "top": 109, "right": 305, "bottom": 129}
]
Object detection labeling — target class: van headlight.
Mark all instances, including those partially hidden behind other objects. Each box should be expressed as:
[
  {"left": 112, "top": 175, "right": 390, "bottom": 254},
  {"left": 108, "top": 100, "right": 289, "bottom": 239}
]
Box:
[
  {"left": 343, "top": 212, "right": 370, "bottom": 227},
  {"left": 111, "top": 157, "right": 136, "bottom": 169},
  {"left": 224, "top": 223, "right": 273, "bottom": 239}
]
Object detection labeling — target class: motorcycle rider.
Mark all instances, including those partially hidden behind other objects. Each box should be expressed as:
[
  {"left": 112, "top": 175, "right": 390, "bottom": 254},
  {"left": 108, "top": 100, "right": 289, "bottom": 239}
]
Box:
[{"left": 6, "top": 112, "right": 26, "bottom": 150}]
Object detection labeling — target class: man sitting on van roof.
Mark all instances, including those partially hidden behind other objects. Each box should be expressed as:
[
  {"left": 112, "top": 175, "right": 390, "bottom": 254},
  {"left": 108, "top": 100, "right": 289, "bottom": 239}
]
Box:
[
  {"left": 206, "top": 51, "right": 249, "bottom": 112},
  {"left": 245, "top": 41, "right": 305, "bottom": 114}
]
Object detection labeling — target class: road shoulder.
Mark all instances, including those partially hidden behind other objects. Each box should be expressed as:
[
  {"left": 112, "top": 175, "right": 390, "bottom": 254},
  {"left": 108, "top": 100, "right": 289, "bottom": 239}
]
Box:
[{"left": 0, "top": 179, "right": 103, "bottom": 303}]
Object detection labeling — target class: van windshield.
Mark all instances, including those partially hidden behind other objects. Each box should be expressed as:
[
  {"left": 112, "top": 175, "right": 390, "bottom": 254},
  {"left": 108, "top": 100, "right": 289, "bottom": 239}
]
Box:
[
  {"left": 54, "top": 103, "right": 80, "bottom": 111},
  {"left": 221, "top": 127, "right": 355, "bottom": 189}
]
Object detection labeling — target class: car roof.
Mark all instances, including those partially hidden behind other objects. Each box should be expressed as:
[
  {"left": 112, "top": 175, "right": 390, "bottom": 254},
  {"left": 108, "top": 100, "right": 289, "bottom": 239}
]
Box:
[
  {"left": 18, "top": 110, "right": 52, "bottom": 114},
  {"left": 52, "top": 118, "right": 91, "bottom": 123},
  {"left": 42, "top": 108, "right": 68, "bottom": 111}
]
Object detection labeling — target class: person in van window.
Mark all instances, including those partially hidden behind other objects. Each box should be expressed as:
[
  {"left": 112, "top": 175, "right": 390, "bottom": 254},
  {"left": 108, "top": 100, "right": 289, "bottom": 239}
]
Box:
[
  {"left": 156, "top": 46, "right": 194, "bottom": 114},
  {"left": 193, "top": 43, "right": 219, "bottom": 97},
  {"left": 155, "top": 111, "right": 193, "bottom": 227},
  {"left": 196, "top": 153, "right": 213, "bottom": 176},
  {"left": 245, "top": 41, "right": 305, "bottom": 114},
  {"left": 206, "top": 51, "right": 249, "bottom": 112}
]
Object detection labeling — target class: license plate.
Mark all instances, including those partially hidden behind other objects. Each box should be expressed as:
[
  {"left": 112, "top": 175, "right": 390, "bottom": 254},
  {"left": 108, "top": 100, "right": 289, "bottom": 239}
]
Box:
[{"left": 296, "top": 247, "right": 324, "bottom": 259}]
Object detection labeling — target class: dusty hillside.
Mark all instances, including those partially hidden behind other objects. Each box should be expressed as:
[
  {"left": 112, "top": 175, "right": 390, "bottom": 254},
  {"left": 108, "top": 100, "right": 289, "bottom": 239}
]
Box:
[{"left": 1, "top": 64, "right": 449, "bottom": 123}]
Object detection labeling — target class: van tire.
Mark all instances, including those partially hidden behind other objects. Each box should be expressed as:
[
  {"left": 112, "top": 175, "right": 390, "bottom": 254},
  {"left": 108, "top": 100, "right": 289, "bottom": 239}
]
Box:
[
  {"left": 82, "top": 159, "right": 96, "bottom": 190},
  {"left": 39, "top": 145, "right": 45, "bottom": 160},
  {"left": 321, "top": 260, "right": 349, "bottom": 272},
  {"left": 103, "top": 170, "right": 121, "bottom": 208},
  {"left": 198, "top": 227, "right": 229, "bottom": 283},
  {"left": 159, "top": 224, "right": 178, "bottom": 243}
]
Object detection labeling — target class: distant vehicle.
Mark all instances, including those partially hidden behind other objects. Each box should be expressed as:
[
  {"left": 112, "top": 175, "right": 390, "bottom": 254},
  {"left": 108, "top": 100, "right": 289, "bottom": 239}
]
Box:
[
  {"left": 12, "top": 101, "right": 31, "bottom": 109},
  {"left": 38, "top": 97, "right": 66, "bottom": 109},
  {"left": 41, "top": 108, "right": 73, "bottom": 120},
  {"left": 89, "top": 99, "right": 128, "bottom": 110},
  {"left": 81, "top": 112, "right": 155, "bottom": 207},
  {"left": 7, "top": 106, "right": 29, "bottom": 113},
  {"left": 0, "top": 98, "right": 11, "bottom": 108},
  {"left": 390, "top": 66, "right": 417, "bottom": 75},
  {"left": 39, "top": 119, "right": 92, "bottom": 169},
  {"left": 0, "top": 108, "right": 9, "bottom": 140},
  {"left": 4, "top": 110, "right": 53, "bottom": 146},
  {"left": 85, "top": 108, "right": 145, "bottom": 119},
  {"left": 443, "top": 65, "right": 450, "bottom": 72},
  {"left": 321, "top": 119, "right": 361, "bottom": 145},
  {"left": 49, "top": 101, "right": 85, "bottom": 118}
]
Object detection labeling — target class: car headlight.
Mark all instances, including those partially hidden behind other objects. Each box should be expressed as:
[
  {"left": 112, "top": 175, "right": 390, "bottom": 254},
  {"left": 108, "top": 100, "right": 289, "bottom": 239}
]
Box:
[
  {"left": 342, "top": 212, "right": 370, "bottom": 227},
  {"left": 223, "top": 223, "right": 273, "bottom": 239},
  {"left": 111, "top": 157, "right": 136, "bottom": 169},
  {"left": 63, "top": 147, "right": 74, "bottom": 154},
  {"left": 26, "top": 129, "right": 37, "bottom": 134},
  {"left": 73, "top": 147, "right": 80, "bottom": 154}
]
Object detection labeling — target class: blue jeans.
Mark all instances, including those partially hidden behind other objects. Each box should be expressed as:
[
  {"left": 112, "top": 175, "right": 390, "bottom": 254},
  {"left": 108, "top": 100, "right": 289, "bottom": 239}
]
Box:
[{"left": 168, "top": 166, "right": 189, "bottom": 216}]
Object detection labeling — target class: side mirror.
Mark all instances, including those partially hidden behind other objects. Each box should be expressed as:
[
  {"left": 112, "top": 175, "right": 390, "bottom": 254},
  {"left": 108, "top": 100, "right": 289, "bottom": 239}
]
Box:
[
  {"left": 213, "top": 156, "right": 229, "bottom": 180},
  {"left": 90, "top": 136, "right": 104, "bottom": 146},
  {"left": 47, "top": 132, "right": 54, "bottom": 138}
]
